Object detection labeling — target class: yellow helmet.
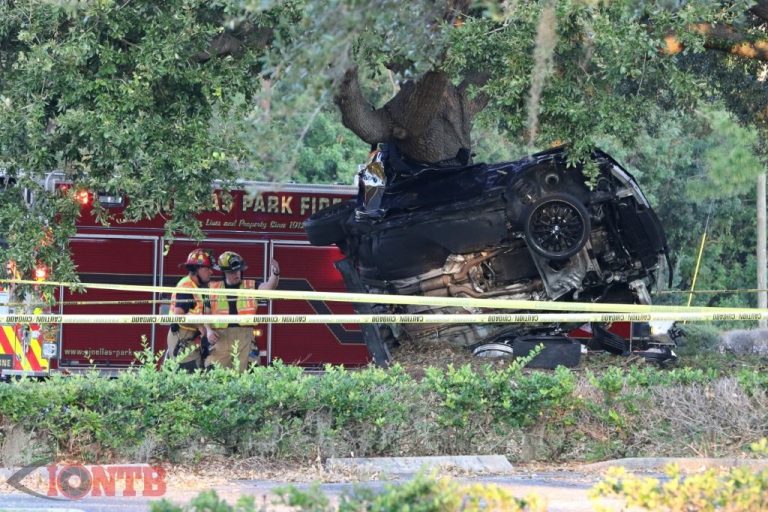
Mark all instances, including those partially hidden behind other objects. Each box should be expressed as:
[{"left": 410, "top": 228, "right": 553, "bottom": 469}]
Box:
[{"left": 217, "top": 251, "right": 246, "bottom": 272}]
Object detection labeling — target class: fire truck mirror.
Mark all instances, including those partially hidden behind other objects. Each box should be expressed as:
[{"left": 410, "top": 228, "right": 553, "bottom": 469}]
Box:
[{"left": 0, "top": 288, "right": 8, "bottom": 316}]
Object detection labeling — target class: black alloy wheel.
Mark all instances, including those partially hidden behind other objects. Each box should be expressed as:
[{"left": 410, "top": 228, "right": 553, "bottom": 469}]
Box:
[{"left": 524, "top": 193, "right": 591, "bottom": 259}]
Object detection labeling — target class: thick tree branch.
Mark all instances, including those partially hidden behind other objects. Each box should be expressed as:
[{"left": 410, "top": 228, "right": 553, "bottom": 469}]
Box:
[
  {"left": 194, "top": 25, "right": 273, "bottom": 63},
  {"left": 394, "top": 71, "right": 451, "bottom": 138},
  {"left": 194, "top": 33, "right": 245, "bottom": 62},
  {"left": 694, "top": 23, "right": 768, "bottom": 61},
  {"left": 335, "top": 68, "right": 489, "bottom": 164},
  {"left": 334, "top": 67, "right": 392, "bottom": 144},
  {"left": 664, "top": 23, "right": 768, "bottom": 62},
  {"left": 459, "top": 71, "right": 491, "bottom": 118}
]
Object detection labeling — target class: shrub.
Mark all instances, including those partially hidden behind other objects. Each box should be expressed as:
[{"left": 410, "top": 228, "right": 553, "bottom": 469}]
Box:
[
  {"left": 422, "top": 363, "right": 575, "bottom": 430},
  {"left": 151, "top": 490, "right": 256, "bottom": 511},
  {"left": 592, "top": 464, "right": 768, "bottom": 511},
  {"left": 1, "top": 354, "right": 767, "bottom": 465},
  {"left": 676, "top": 324, "right": 721, "bottom": 354},
  {"left": 150, "top": 474, "right": 545, "bottom": 512}
]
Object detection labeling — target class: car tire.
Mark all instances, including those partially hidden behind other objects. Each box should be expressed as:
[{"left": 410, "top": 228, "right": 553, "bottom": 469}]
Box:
[
  {"left": 472, "top": 342, "right": 515, "bottom": 358},
  {"left": 304, "top": 199, "right": 356, "bottom": 246},
  {"left": 512, "top": 336, "right": 582, "bottom": 369},
  {"left": 524, "top": 193, "right": 591, "bottom": 259}
]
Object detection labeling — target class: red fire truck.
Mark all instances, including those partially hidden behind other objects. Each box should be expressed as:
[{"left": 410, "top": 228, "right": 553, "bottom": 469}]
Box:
[{"left": 1, "top": 177, "right": 370, "bottom": 377}]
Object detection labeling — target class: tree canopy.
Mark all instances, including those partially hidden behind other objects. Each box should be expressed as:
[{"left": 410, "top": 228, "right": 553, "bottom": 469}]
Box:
[
  {"left": 0, "top": 0, "right": 766, "bottom": 303},
  {"left": 234, "top": 0, "right": 768, "bottom": 161}
]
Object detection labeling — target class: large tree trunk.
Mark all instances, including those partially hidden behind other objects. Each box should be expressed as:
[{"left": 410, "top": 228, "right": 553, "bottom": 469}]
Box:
[{"left": 335, "top": 68, "right": 488, "bottom": 165}]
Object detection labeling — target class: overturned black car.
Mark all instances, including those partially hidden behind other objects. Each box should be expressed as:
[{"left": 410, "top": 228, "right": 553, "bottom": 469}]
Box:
[{"left": 304, "top": 145, "right": 677, "bottom": 367}]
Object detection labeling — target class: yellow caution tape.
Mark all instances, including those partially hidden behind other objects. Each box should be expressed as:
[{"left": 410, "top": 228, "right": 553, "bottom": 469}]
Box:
[
  {"left": 0, "top": 311, "right": 765, "bottom": 325},
  {"left": 0, "top": 279, "right": 768, "bottom": 323},
  {"left": 657, "top": 288, "right": 768, "bottom": 295},
  {"left": 0, "top": 299, "right": 173, "bottom": 307},
  {"left": 0, "top": 278, "right": 762, "bottom": 314}
]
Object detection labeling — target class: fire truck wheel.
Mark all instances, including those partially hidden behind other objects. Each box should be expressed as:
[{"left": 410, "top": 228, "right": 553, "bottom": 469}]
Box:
[{"left": 304, "top": 199, "right": 356, "bottom": 246}]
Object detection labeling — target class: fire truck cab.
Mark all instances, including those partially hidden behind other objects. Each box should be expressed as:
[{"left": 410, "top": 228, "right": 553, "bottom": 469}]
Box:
[{"left": 0, "top": 253, "right": 58, "bottom": 377}]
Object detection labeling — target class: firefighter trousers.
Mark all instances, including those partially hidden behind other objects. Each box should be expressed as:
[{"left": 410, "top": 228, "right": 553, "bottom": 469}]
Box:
[
  {"left": 205, "top": 326, "right": 252, "bottom": 372},
  {"left": 165, "top": 329, "right": 202, "bottom": 372}
]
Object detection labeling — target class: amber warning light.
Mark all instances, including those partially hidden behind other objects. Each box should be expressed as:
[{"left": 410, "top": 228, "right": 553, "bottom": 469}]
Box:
[
  {"left": 75, "top": 189, "right": 90, "bottom": 205},
  {"left": 34, "top": 264, "right": 48, "bottom": 282},
  {"left": 55, "top": 183, "right": 91, "bottom": 206}
]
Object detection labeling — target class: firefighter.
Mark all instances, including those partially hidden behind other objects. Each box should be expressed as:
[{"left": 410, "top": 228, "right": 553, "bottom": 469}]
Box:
[
  {"left": 205, "top": 251, "right": 280, "bottom": 372},
  {"left": 166, "top": 248, "right": 220, "bottom": 371}
]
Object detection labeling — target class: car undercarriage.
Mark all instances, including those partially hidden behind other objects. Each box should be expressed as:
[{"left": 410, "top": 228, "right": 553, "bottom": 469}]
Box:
[{"left": 305, "top": 146, "right": 679, "bottom": 367}]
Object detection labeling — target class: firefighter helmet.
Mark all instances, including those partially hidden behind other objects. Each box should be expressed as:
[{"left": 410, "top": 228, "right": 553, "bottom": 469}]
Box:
[
  {"left": 218, "top": 251, "right": 247, "bottom": 272},
  {"left": 185, "top": 248, "right": 215, "bottom": 268}
]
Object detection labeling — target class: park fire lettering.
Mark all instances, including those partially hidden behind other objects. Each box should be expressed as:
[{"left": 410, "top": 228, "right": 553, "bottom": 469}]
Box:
[
  {"left": 232, "top": 193, "right": 346, "bottom": 216},
  {"left": 242, "top": 193, "right": 294, "bottom": 214},
  {"left": 300, "top": 196, "right": 343, "bottom": 216}
]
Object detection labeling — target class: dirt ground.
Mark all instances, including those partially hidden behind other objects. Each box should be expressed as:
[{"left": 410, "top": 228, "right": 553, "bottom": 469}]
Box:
[{"left": 389, "top": 339, "right": 656, "bottom": 378}]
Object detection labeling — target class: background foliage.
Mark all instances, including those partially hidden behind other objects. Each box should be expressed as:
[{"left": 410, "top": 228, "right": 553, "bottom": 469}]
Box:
[{"left": 0, "top": 0, "right": 765, "bottom": 306}]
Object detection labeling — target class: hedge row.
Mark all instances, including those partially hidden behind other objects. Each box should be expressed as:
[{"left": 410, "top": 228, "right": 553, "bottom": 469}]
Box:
[{"left": 1, "top": 352, "right": 767, "bottom": 464}]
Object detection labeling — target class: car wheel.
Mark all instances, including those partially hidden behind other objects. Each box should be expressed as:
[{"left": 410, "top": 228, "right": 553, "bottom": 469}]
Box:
[
  {"left": 524, "top": 193, "right": 591, "bottom": 259},
  {"left": 472, "top": 343, "right": 514, "bottom": 358},
  {"left": 304, "top": 199, "right": 356, "bottom": 246}
]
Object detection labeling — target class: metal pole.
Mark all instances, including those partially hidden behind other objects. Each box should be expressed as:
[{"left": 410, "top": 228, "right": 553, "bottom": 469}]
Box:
[
  {"left": 687, "top": 205, "right": 713, "bottom": 309},
  {"left": 758, "top": 172, "right": 767, "bottom": 328}
]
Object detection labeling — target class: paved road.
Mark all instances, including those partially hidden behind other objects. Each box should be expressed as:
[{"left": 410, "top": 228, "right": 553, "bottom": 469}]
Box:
[
  {"left": 5, "top": 457, "right": 766, "bottom": 511},
  {"left": 234, "top": 472, "right": 629, "bottom": 512},
  {"left": 0, "top": 470, "right": 627, "bottom": 511}
]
